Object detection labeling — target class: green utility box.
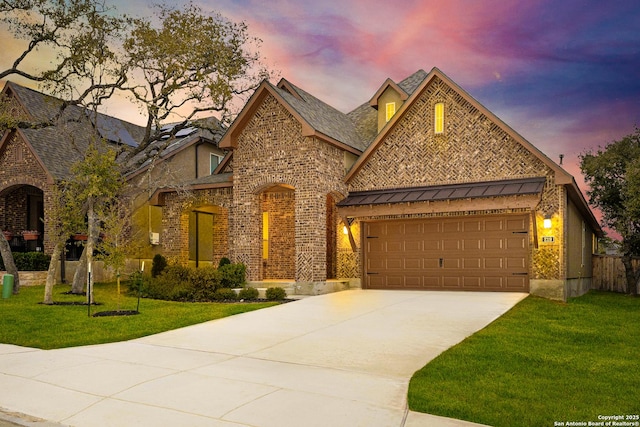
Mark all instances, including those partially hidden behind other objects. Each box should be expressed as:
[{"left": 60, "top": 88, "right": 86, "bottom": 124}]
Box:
[{"left": 2, "top": 274, "right": 14, "bottom": 299}]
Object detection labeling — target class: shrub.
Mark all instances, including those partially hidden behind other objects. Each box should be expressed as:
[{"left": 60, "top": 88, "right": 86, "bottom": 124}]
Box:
[
  {"left": 266, "top": 287, "right": 287, "bottom": 301},
  {"left": 238, "top": 286, "right": 259, "bottom": 300},
  {"left": 151, "top": 254, "right": 167, "bottom": 278},
  {"left": 144, "top": 265, "right": 193, "bottom": 301},
  {"left": 189, "top": 266, "right": 220, "bottom": 301},
  {"left": 213, "top": 287, "right": 238, "bottom": 301},
  {"left": 218, "top": 257, "right": 231, "bottom": 267},
  {"left": 219, "top": 263, "right": 246, "bottom": 288},
  {"left": 0, "top": 252, "right": 51, "bottom": 271}
]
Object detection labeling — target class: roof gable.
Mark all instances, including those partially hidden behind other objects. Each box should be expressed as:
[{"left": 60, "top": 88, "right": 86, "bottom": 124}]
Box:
[
  {"left": 220, "top": 79, "right": 365, "bottom": 154},
  {"left": 2, "top": 81, "right": 146, "bottom": 180},
  {"left": 368, "top": 78, "right": 408, "bottom": 109},
  {"left": 346, "top": 67, "right": 574, "bottom": 186}
]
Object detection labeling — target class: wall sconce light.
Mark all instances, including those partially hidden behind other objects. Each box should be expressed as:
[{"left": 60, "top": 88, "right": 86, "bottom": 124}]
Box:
[
  {"left": 543, "top": 217, "right": 552, "bottom": 229},
  {"left": 343, "top": 226, "right": 349, "bottom": 235}
]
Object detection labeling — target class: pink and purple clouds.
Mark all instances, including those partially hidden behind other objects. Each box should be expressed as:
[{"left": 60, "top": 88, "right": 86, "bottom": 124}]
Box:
[{"left": 3, "top": 0, "right": 639, "bottom": 230}]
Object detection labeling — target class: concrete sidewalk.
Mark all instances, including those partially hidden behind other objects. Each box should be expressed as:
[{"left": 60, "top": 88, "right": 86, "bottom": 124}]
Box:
[{"left": 0, "top": 290, "right": 525, "bottom": 426}]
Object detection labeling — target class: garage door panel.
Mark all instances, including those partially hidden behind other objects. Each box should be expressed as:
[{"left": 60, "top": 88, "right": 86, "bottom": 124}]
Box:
[
  {"left": 387, "top": 258, "right": 403, "bottom": 269},
  {"left": 483, "top": 276, "right": 504, "bottom": 288},
  {"left": 506, "top": 237, "right": 526, "bottom": 249},
  {"left": 463, "top": 258, "right": 481, "bottom": 269},
  {"left": 506, "top": 276, "right": 527, "bottom": 289},
  {"left": 443, "top": 258, "right": 460, "bottom": 268},
  {"left": 388, "top": 241, "right": 403, "bottom": 252},
  {"left": 463, "top": 276, "right": 482, "bottom": 288},
  {"left": 443, "top": 276, "right": 461, "bottom": 288},
  {"left": 485, "top": 219, "right": 504, "bottom": 231},
  {"left": 443, "top": 221, "right": 461, "bottom": 233},
  {"left": 405, "top": 258, "right": 422, "bottom": 269},
  {"left": 484, "top": 238, "right": 503, "bottom": 250},
  {"left": 484, "top": 257, "right": 503, "bottom": 269},
  {"left": 386, "top": 275, "right": 404, "bottom": 287},
  {"left": 424, "top": 258, "right": 440, "bottom": 268},
  {"left": 443, "top": 239, "right": 460, "bottom": 250},
  {"left": 506, "top": 257, "right": 526, "bottom": 269},
  {"left": 463, "top": 220, "right": 482, "bottom": 232},
  {"left": 405, "top": 240, "right": 422, "bottom": 252},
  {"left": 463, "top": 239, "right": 481, "bottom": 250},
  {"left": 367, "top": 259, "right": 385, "bottom": 270},
  {"left": 367, "top": 240, "right": 385, "bottom": 252},
  {"left": 364, "top": 215, "right": 529, "bottom": 292},
  {"left": 507, "top": 218, "right": 527, "bottom": 231},
  {"left": 421, "top": 276, "right": 438, "bottom": 286}
]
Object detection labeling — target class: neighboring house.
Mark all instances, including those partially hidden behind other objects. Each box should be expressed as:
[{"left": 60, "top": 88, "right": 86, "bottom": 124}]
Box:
[
  {"left": 0, "top": 81, "right": 225, "bottom": 261},
  {"left": 1, "top": 67, "right": 603, "bottom": 301}
]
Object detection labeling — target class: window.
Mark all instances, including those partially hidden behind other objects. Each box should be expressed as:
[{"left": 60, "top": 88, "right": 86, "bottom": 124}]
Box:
[
  {"left": 385, "top": 102, "right": 396, "bottom": 122},
  {"left": 262, "top": 212, "right": 269, "bottom": 259},
  {"left": 434, "top": 102, "right": 444, "bottom": 134},
  {"left": 210, "top": 153, "right": 222, "bottom": 174}
]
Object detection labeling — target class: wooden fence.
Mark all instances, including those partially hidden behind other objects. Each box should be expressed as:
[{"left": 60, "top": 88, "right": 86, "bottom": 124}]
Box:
[{"left": 592, "top": 254, "right": 640, "bottom": 293}]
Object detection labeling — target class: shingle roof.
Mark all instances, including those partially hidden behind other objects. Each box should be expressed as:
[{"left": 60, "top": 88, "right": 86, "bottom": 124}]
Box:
[
  {"left": 125, "top": 117, "right": 226, "bottom": 176},
  {"left": 337, "top": 177, "right": 547, "bottom": 207},
  {"left": 346, "top": 69, "right": 429, "bottom": 148},
  {"left": 6, "top": 82, "right": 145, "bottom": 180},
  {"left": 272, "top": 80, "right": 368, "bottom": 151}
]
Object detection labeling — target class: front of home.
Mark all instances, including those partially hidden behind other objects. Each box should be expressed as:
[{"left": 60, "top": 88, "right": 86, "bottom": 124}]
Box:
[{"left": 1, "top": 67, "right": 602, "bottom": 300}]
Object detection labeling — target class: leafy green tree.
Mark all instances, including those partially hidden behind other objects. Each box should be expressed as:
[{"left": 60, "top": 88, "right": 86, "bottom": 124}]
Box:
[
  {"left": 122, "top": 2, "right": 269, "bottom": 161},
  {"left": 43, "top": 182, "right": 84, "bottom": 304},
  {"left": 0, "top": 0, "right": 128, "bottom": 113},
  {"left": 66, "top": 142, "right": 124, "bottom": 302},
  {"left": 580, "top": 128, "right": 640, "bottom": 295}
]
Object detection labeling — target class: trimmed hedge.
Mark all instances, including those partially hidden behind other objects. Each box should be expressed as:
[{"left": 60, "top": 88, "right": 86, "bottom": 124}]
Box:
[
  {"left": 0, "top": 252, "right": 51, "bottom": 271},
  {"left": 139, "top": 262, "right": 247, "bottom": 302},
  {"left": 266, "top": 287, "right": 287, "bottom": 301}
]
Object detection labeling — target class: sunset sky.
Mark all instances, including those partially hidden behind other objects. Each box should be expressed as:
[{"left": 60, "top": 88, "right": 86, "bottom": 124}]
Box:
[{"left": 2, "top": 0, "right": 639, "bottom": 202}]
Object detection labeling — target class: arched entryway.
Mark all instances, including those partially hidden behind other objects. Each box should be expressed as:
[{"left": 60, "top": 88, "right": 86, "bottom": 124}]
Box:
[
  {"left": 188, "top": 204, "right": 228, "bottom": 268},
  {"left": 260, "top": 184, "right": 295, "bottom": 280},
  {"left": 0, "top": 184, "right": 45, "bottom": 252}
]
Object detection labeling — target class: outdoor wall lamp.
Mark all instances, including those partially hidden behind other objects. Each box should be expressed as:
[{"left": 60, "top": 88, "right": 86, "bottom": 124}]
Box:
[{"left": 543, "top": 217, "right": 552, "bottom": 229}]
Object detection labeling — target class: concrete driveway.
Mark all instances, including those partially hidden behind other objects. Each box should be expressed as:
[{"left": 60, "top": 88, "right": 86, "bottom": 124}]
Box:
[{"left": 0, "top": 290, "right": 526, "bottom": 427}]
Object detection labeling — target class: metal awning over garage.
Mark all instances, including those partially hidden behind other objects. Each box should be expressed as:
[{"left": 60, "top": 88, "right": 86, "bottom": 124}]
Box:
[{"left": 337, "top": 177, "right": 546, "bottom": 207}]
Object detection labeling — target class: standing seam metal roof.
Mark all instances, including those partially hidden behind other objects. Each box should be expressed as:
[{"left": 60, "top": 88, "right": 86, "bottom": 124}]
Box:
[{"left": 336, "top": 177, "right": 546, "bottom": 207}]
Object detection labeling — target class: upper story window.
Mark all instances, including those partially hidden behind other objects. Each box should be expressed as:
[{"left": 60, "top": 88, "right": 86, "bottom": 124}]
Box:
[
  {"left": 385, "top": 102, "right": 396, "bottom": 122},
  {"left": 434, "top": 102, "right": 444, "bottom": 134},
  {"left": 210, "top": 153, "right": 223, "bottom": 174}
]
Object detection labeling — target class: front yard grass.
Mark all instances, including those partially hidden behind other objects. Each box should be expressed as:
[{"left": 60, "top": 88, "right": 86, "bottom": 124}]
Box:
[
  {"left": 0, "top": 282, "right": 278, "bottom": 349},
  {"left": 408, "top": 291, "right": 640, "bottom": 427}
]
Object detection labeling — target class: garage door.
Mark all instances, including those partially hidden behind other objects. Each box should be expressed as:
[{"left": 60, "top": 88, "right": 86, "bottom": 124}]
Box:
[{"left": 364, "top": 215, "right": 529, "bottom": 291}]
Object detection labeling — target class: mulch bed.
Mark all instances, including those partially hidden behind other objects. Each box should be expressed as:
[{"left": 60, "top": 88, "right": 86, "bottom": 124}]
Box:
[{"left": 93, "top": 310, "right": 139, "bottom": 317}]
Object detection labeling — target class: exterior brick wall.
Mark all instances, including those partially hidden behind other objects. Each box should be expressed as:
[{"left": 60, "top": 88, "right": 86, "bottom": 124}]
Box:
[
  {"left": 232, "top": 94, "right": 348, "bottom": 282},
  {"left": 261, "top": 190, "right": 295, "bottom": 279},
  {"left": 161, "top": 187, "right": 233, "bottom": 265},
  {"left": 347, "top": 76, "right": 562, "bottom": 281},
  {"left": 0, "top": 131, "right": 54, "bottom": 252}
]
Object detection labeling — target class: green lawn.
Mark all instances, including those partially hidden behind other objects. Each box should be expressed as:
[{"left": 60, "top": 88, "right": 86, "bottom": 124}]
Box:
[
  {"left": 408, "top": 291, "right": 640, "bottom": 427},
  {"left": 0, "top": 282, "right": 278, "bottom": 349}
]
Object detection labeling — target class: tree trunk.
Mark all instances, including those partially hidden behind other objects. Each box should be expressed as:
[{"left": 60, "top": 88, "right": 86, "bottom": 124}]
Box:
[
  {"left": 86, "top": 200, "right": 98, "bottom": 304},
  {"left": 621, "top": 253, "right": 638, "bottom": 295},
  {"left": 70, "top": 248, "right": 87, "bottom": 294},
  {"left": 0, "top": 232, "right": 20, "bottom": 294},
  {"left": 43, "top": 242, "right": 62, "bottom": 304}
]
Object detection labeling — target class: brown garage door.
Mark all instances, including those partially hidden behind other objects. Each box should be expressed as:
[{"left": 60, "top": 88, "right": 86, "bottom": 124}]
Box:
[{"left": 364, "top": 215, "right": 529, "bottom": 292}]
